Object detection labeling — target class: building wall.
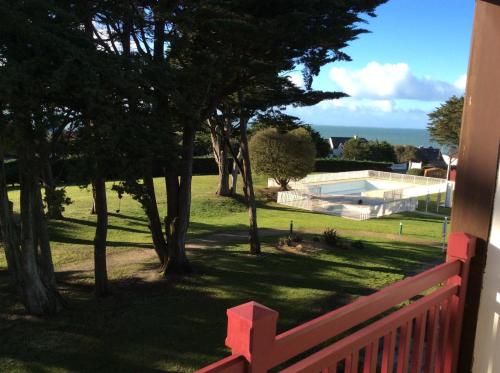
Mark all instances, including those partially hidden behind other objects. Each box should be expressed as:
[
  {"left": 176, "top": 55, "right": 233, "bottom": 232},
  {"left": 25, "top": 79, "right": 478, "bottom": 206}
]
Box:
[
  {"left": 451, "top": 1, "right": 500, "bottom": 370},
  {"left": 473, "top": 162, "right": 500, "bottom": 372}
]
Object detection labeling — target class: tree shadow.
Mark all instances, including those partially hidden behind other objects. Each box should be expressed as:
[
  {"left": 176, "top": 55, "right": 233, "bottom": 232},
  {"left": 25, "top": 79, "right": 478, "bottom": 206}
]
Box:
[{"left": 0, "top": 232, "right": 444, "bottom": 373}]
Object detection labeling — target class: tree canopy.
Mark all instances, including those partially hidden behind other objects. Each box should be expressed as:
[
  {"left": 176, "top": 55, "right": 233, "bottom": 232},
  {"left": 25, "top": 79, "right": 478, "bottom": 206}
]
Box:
[
  {"left": 0, "top": 0, "right": 387, "bottom": 314},
  {"left": 249, "top": 127, "right": 316, "bottom": 190},
  {"left": 427, "top": 95, "right": 464, "bottom": 150}
]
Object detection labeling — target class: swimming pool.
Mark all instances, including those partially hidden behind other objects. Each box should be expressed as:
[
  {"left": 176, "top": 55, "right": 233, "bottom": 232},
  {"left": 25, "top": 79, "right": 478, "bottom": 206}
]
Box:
[{"left": 273, "top": 170, "right": 451, "bottom": 220}]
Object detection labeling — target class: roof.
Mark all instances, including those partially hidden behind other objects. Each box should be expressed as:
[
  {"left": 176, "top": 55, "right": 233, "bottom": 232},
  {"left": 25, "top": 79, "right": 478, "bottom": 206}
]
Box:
[{"left": 415, "top": 147, "right": 441, "bottom": 163}]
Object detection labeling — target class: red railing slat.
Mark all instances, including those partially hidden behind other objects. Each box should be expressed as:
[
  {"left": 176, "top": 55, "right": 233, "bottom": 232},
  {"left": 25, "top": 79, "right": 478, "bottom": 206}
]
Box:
[
  {"left": 396, "top": 321, "right": 412, "bottom": 373},
  {"left": 436, "top": 297, "right": 452, "bottom": 373},
  {"left": 425, "top": 305, "right": 440, "bottom": 372},
  {"left": 381, "top": 329, "right": 396, "bottom": 373},
  {"left": 410, "top": 311, "right": 427, "bottom": 373}
]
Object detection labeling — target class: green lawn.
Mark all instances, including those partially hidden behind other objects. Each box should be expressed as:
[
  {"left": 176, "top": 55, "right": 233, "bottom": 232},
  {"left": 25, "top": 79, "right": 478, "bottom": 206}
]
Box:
[{"left": 0, "top": 175, "right": 447, "bottom": 372}]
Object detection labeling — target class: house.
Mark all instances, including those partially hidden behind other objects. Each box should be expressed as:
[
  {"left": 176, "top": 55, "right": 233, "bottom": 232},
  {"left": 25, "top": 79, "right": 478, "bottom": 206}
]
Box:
[
  {"left": 328, "top": 135, "right": 367, "bottom": 157},
  {"left": 415, "top": 146, "right": 443, "bottom": 167}
]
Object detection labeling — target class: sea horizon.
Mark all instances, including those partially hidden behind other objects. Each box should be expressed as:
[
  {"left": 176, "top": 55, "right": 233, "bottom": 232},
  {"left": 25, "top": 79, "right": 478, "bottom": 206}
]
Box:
[{"left": 312, "top": 125, "right": 438, "bottom": 148}]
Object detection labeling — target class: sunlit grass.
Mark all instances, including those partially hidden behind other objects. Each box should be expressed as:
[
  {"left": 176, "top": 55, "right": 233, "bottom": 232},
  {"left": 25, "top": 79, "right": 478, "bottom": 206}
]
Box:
[{"left": 0, "top": 175, "right": 446, "bottom": 372}]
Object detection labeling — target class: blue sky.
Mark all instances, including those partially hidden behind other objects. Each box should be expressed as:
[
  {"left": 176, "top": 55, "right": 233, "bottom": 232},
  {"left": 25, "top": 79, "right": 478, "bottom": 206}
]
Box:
[{"left": 286, "top": 0, "right": 475, "bottom": 129}]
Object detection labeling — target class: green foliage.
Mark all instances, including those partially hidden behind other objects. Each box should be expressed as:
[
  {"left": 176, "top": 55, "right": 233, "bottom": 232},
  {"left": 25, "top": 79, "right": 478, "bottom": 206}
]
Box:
[
  {"left": 44, "top": 188, "right": 73, "bottom": 217},
  {"left": 315, "top": 158, "right": 391, "bottom": 172},
  {"left": 395, "top": 145, "right": 418, "bottom": 163},
  {"left": 367, "top": 141, "right": 397, "bottom": 163},
  {"left": 194, "top": 131, "right": 213, "bottom": 156},
  {"left": 424, "top": 168, "right": 447, "bottom": 179},
  {"left": 427, "top": 96, "right": 464, "bottom": 149},
  {"left": 250, "top": 113, "right": 331, "bottom": 157},
  {"left": 407, "top": 168, "right": 424, "bottom": 176},
  {"left": 249, "top": 128, "right": 316, "bottom": 190},
  {"left": 343, "top": 138, "right": 396, "bottom": 163},
  {"left": 342, "top": 138, "right": 370, "bottom": 161},
  {"left": 323, "top": 228, "right": 338, "bottom": 247}
]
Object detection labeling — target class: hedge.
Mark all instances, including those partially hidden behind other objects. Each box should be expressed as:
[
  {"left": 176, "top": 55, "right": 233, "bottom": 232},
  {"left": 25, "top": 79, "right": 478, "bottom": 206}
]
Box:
[
  {"left": 4, "top": 157, "right": 390, "bottom": 184},
  {"left": 314, "top": 158, "right": 391, "bottom": 172}
]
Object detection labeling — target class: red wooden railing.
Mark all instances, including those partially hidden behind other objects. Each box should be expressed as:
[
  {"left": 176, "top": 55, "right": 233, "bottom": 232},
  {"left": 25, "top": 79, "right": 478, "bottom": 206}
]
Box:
[{"left": 196, "top": 232, "right": 476, "bottom": 373}]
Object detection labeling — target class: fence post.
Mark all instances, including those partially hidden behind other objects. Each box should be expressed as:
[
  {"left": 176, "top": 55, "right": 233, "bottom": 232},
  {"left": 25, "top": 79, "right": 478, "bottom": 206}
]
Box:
[
  {"left": 225, "top": 301, "right": 278, "bottom": 373},
  {"left": 443, "top": 233, "right": 477, "bottom": 373}
]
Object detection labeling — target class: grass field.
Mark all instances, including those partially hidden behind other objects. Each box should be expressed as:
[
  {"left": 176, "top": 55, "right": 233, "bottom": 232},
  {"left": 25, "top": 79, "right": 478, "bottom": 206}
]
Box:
[{"left": 0, "top": 175, "right": 447, "bottom": 372}]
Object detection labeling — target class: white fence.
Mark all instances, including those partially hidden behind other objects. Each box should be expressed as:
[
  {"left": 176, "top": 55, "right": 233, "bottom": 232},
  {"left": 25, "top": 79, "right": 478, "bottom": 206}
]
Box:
[{"left": 273, "top": 171, "right": 450, "bottom": 220}]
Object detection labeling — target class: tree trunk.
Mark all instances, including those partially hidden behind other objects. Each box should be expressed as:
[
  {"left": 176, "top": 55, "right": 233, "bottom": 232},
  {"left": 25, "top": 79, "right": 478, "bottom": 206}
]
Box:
[
  {"left": 92, "top": 174, "right": 109, "bottom": 297},
  {"left": 143, "top": 168, "right": 168, "bottom": 265},
  {"left": 230, "top": 147, "right": 242, "bottom": 196},
  {"left": 0, "top": 140, "right": 63, "bottom": 315},
  {"left": 90, "top": 183, "right": 97, "bottom": 215},
  {"left": 239, "top": 116, "right": 261, "bottom": 255},
  {"left": 41, "top": 155, "right": 63, "bottom": 220},
  {"left": 278, "top": 179, "right": 289, "bottom": 191},
  {"left": 0, "top": 141, "right": 22, "bottom": 291},
  {"left": 209, "top": 123, "right": 231, "bottom": 196},
  {"left": 162, "top": 123, "right": 194, "bottom": 275}
]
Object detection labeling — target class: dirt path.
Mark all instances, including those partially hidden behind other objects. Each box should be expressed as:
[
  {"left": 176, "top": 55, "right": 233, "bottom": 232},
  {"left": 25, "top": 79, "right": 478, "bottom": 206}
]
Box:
[{"left": 57, "top": 227, "right": 442, "bottom": 283}]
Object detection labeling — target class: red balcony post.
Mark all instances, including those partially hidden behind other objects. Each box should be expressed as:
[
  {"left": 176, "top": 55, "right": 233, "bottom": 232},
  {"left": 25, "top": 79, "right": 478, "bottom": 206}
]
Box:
[
  {"left": 443, "top": 232, "right": 477, "bottom": 373},
  {"left": 225, "top": 301, "right": 278, "bottom": 373}
]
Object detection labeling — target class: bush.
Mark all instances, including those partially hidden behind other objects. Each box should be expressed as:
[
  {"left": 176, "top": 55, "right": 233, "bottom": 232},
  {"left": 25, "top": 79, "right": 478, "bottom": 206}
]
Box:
[
  {"left": 278, "top": 234, "right": 303, "bottom": 247},
  {"left": 250, "top": 127, "right": 316, "bottom": 190},
  {"left": 407, "top": 168, "right": 424, "bottom": 176},
  {"left": 315, "top": 159, "right": 391, "bottom": 172},
  {"left": 424, "top": 168, "right": 447, "bottom": 179},
  {"left": 323, "top": 228, "right": 338, "bottom": 247}
]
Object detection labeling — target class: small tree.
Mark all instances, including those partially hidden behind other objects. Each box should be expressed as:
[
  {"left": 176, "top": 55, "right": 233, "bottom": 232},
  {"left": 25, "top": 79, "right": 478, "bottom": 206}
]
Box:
[
  {"left": 428, "top": 96, "right": 464, "bottom": 149},
  {"left": 367, "top": 140, "right": 397, "bottom": 163},
  {"left": 250, "top": 113, "right": 331, "bottom": 157},
  {"left": 395, "top": 145, "right": 418, "bottom": 163},
  {"left": 342, "top": 137, "right": 370, "bottom": 161},
  {"left": 250, "top": 128, "right": 316, "bottom": 190}
]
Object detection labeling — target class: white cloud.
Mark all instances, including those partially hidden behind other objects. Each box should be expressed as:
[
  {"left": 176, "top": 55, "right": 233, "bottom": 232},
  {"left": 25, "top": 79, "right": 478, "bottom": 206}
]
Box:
[
  {"left": 454, "top": 74, "right": 467, "bottom": 90},
  {"left": 319, "top": 98, "right": 393, "bottom": 113},
  {"left": 329, "top": 62, "right": 464, "bottom": 101}
]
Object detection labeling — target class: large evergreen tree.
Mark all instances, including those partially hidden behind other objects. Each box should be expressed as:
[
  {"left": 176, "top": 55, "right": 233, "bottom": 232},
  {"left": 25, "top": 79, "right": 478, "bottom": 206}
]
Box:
[{"left": 428, "top": 95, "right": 464, "bottom": 149}]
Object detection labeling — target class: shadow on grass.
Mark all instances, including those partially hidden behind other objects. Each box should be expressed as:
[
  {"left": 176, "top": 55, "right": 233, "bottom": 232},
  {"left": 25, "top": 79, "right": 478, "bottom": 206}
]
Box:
[
  {"left": 60, "top": 217, "right": 150, "bottom": 234},
  {"left": 0, "top": 235, "right": 443, "bottom": 373}
]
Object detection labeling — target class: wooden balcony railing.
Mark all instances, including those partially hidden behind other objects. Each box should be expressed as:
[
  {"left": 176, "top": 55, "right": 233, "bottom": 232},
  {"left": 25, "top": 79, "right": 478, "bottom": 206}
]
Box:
[{"left": 196, "top": 232, "right": 476, "bottom": 373}]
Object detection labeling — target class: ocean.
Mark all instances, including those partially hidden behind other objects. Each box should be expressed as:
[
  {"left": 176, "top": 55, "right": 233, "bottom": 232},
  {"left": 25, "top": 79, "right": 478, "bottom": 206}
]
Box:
[{"left": 312, "top": 125, "right": 437, "bottom": 148}]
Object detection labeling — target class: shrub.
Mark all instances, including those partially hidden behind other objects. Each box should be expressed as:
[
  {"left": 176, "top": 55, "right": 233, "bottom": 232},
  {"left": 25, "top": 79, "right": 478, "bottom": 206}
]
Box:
[
  {"left": 407, "top": 168, "right": 424, "bottom": 176},
  {"left": 424, "top": 168, "right": 447, "bottom": 179},
  {"left": 395, "top": 145, "right": 418, "bottom": 163},
  {"left": 250, "top": 127, "right": 316, "bottom": 190},
  {"left": 367, "top": 140, "right": 397, "bottom": 163},
  {"left": 278, "top": 234, "right": 303, "bottom": 247},
  {"left": 315, "top": 159, "right": 391, "bottom": 172},
  {"left": 342, "top": 138, "right": 370, "bottom": 161},
  {"left": 323, "top": 228, "right": 338, "bottom": 247}
]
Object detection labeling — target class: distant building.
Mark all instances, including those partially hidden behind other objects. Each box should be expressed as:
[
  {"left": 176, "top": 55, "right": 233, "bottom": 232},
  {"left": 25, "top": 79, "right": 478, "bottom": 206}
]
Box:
[
  {"left": 415, "top": 147, "right": 443, "bottom": 167},
  {"left": 328, "top": 135, "right": 367, "bottom": 157}
]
